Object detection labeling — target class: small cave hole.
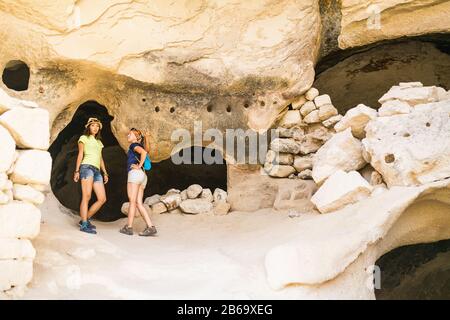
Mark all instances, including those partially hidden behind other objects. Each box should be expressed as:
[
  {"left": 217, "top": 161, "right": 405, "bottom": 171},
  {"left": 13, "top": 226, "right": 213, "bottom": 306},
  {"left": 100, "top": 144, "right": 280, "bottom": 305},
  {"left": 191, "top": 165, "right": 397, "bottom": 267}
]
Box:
[
  {"left": 385, "top": 154, "right": 395, "bottom": 163},
  {"left": 155, "top": 106, "right": 160, "bottom": 112},
  {"left": 170, "top": 107, "right": 175, "bottom": 113},
  {"left": 226, "top": 105, "right": 231, "bottom": 113},
  {"left": 207, "top": 104, "right": 213, "bottom": 112},
  {"left": 2, "top": 60, "right": 30, "bottom": 91}
]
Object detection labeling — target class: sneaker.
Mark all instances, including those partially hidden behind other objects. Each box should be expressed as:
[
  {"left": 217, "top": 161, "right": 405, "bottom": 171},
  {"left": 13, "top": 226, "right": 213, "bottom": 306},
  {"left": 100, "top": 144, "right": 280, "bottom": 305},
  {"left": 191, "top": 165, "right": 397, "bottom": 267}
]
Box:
[
  {"left": 139, "top": 226, "right": 157, "bottom": 237},
  {"left": 78, "top": 219, "right": 97, "bottom": 229},
  {"left": 119, "top": 225, "right": 133, "bottom": 236},
  {"left": 80, "top": 222, "right": 97, "bottom": 234}
]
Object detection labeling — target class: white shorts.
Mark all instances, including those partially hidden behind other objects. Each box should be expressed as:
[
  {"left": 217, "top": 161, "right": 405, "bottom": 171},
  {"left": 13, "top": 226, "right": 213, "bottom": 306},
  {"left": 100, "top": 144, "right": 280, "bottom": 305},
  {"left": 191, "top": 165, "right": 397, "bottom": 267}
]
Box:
[{"left": 127, "top": 169, "right": 148, "bottom": 188}]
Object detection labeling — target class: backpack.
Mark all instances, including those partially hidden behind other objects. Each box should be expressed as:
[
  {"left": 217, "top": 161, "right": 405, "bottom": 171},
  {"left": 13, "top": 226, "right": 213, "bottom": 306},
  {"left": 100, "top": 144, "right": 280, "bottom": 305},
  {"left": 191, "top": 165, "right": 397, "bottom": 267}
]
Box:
[{"left": 133, "top": 143, "right": 152, "bottom": 171}]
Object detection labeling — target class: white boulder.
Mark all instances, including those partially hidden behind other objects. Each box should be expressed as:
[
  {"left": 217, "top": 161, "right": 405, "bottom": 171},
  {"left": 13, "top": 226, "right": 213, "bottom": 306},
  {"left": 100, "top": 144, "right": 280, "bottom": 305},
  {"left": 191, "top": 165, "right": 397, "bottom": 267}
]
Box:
[
  {"left": 187, "top": 184, "right": 203, "bottom": 199},
  {"left": 311, "top": 170, "right": 372, "bottom": 213},
  {"left": 180, "top": 199, "right": 213, "bottom": 214},
  {"left": 300, "top": 101, "right": 316, "bottom": 117},
  {"left": 305, "top": 87, "right": 319, "bottom": 101},
  {"left": 378, "top": 99, "right": 412, "bottom": 117},
  {"left": 312, "top": 128, "right": 366, "bottom": 185},
  {"left": 213, "top": 188, "right": 228, "bottom": 203},
  {"left": 0, "top": 107, "right": 50, "bottom": 150},
  {"left": 362, "top": 99, "right": 450, "bottom": 187},
  {"left": 279, "top": 110, "right": 301, "bottom": 128},
  {"left": 13, "top": 184, "right": 45, "bottom": 205},
  {"left": 378, "top": 85, "right": 441, "bottom": 106},
  {"left": 314, "top": 94, "right": 332, "bottom": 108},
  {"left": 334, "top": 104, "right": 377, "bottom": 139},
  {"left": 200, "top": 188, "right": 213, "bottom": 202},
  {"left": 10, "top": 150, "right": 52, "bottom": 185},
  {"left": 269, "top": 138, "right": 301, "bottom": 154},
  {"left": 0, "top": 125, "right": 15, "bottom": 173},
  {"left": 0, "top": 201, "right": 41, "bottom": 238}
]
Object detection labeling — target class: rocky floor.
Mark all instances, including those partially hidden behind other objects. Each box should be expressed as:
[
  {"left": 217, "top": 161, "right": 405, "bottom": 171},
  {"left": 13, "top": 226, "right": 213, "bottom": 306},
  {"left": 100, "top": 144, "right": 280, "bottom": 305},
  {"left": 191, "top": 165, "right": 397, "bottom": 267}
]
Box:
[{"left": 25, "top": 193, "right": 318, "bottom": 299}]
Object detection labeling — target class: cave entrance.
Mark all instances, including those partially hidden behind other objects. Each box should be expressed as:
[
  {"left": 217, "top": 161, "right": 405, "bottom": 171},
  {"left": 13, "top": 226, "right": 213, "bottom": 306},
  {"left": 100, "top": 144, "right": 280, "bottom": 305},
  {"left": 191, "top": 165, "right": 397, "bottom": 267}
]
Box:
[
  {"left": 146, "top": 146, "right": 227, "bottom": 197},
  {"left": 313, "top": 34, "right": 450, "bottom": 114},
  {"left": 50, "top": 101, "right": 228, "bottom": 221},
  {"left": 375, "top": 239, "right": 450, "bottom": 300},
  {"left": 49, "top": 101, "right": 128, "bottom": 222},
  {"left": 2, "top": 60, "right": 30, "bottom": 91}
]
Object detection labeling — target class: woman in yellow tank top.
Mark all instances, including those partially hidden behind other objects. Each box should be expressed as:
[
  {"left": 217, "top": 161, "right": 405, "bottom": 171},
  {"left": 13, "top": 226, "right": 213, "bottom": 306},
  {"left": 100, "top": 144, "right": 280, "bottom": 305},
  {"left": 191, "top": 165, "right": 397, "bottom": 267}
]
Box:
[{"left": 73, "top": 118, "right": 109, "bottom": 234}]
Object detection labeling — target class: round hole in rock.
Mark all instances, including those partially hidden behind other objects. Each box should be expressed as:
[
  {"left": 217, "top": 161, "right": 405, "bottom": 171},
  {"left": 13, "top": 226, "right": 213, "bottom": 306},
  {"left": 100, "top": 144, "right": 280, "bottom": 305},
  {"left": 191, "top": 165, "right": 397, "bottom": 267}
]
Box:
[
  {"left": 170, "top": 107, "right": 175, "bottom": 113},
  {"left": 385, "top": 154, "right": 395, "bottom": 163},
  {"left": 426, "top": 122, "right": 431, "bottom": 127},
  {"left": 244, "top": 102, "right": 249, "bottom": 108},
  {"left": 375, "top": 239, "right": 450, "bottom": 300},
  {"left": 207, "top": 104, "right": 213, "bottom": 112},
  {"left": 155, "top": 106, "right": 160, "bottom": 112},
  {"left": 146, "top": 146, "right": 227, "bottom": 196},
  {"left": 226, "top": 105, "right": 231, "bottom": 113},
  {"left": 2, "top": 60, "right": 30, "bottom": 91},
  {"left": 49, "top": 101, "right": 128, "bottom": 222}
]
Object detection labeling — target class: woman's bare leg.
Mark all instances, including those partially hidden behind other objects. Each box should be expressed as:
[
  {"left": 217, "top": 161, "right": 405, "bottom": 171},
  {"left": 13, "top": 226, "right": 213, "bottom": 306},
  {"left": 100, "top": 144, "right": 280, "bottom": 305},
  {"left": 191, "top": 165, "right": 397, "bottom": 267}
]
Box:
[
  {"left": 136, "top": 186, "right": 154, "bottom": 227},
  {"left": 88, "top": 181, "right": 107, "bottom": 219},
  {"left": 80, "top": 178, "right": 93, "bottom": 221},
  {"left": 127, "top": 182, "right": 139, "bottom": 228}
]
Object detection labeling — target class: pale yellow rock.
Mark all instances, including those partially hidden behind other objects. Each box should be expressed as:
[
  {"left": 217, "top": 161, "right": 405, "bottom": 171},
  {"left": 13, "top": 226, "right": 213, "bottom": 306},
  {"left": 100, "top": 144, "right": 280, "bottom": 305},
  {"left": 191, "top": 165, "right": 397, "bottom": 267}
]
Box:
[
  {"left": 213, "top": 202, "right": 231, "bottom": 215},
  {"left": 300, "top": 101, "right": 317, "bottom": 117},
  {"left": 362, "top": 99, "right": 450, "bottom": 187},
  {"left": 10, "top": 150, "right": 52, "bottom": 185},
  {"left": 313, "top": 128, "right": 366, "bottom": 185},
  {"left": 0, "top": 239, "right": 35, "bottom": 260},
  {"left": 303, "top": 110, "right": 320, "bottom": 124},
  {"left": 0, "top": 107, "right": 50, "bottom": 150},
  {"left": 293, "top": 154, "right": 314, "bottom": 172},
  {"left": 305, "top": 87, "right": 319, "bottom": 101},
  {"left": 151, "top": 202, "right": 168, "bottom": 215},
  {"left": 0, "top": 201, "right": 41, "bottom": 238},
  {"left": 264, "top": 163, "right": 296, "bottom": 178},
  {"left": 378, "top": 99, "right": 412, "bottom": 117},
  {"left": 318, "top": 104, "right": 338, "bottom": 121},
  {"left": 378, "top": 85, "right": 440, "bottom": 106},
  {"left": 314, "top": 94, "right": 332, "bottom": 108},
  {"left": 279, "top": 110, "right": 301, "bottom": 129},
  {"left": 265, "top": 150, "right": 294, "bottom": 166},
  {"left": 13, "top": 184, "right": 45, "bottom": 205},
  {"left": 213, "top": 188, "right": 227, "bottom": 203},
  {"left": 160, "top": 193, "right": 182, "bottom": 210},
  {"left": 334, "top": 104, "right": 378, "bottom": 139},
  {"left": 0, "top": 125, "right": 15, "bottom": 173},
  {"left": 322, "top": 114, "right": 343, "bottom": 128},
  {"left": 339, "top": 0, "right": 450, "bottom": 49},
  {"left": 200, "top": 188, "right": 213, "bottom": 202},
  {"left": 0, "top": 259, "right": 33, "bottom": 292},
  {"left": 311, "top": 170, "right": 372, "bottom": 214},
  {"left": 291, "top": 96, "right": 307, "bottom": 110},
  {"left": 265, "top": 178, "right": 450, "bottom": 292},
  {"left": 180, "top": 199, "right": 213, "bottom": 214}
]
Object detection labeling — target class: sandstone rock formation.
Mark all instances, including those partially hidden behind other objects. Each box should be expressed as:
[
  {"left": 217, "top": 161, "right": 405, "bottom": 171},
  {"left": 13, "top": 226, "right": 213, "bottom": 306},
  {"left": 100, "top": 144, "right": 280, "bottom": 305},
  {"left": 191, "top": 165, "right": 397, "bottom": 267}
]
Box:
[{"left": 0, "top": 89, "right": 50, "bottom": 297}]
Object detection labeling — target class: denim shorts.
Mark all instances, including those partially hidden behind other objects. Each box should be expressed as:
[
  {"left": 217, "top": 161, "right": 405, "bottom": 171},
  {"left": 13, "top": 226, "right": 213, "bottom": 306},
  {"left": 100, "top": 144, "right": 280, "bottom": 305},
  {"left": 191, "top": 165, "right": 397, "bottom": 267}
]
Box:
[{"left": 80, "top": 164, "right": 103, "bottom": 183}]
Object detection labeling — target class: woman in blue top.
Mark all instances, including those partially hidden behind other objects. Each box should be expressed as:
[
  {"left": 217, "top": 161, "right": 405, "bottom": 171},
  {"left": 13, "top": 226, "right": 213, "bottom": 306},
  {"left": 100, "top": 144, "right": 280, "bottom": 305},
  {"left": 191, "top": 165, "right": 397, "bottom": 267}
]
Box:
[{"left": 119, "top": 128, "right": 156, "bottom": 237}]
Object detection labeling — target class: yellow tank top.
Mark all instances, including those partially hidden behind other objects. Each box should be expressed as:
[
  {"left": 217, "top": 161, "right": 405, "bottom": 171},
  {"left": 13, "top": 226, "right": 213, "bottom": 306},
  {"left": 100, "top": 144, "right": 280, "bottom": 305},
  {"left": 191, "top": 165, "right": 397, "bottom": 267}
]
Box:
[{"left": 78, "top": 135, "right": 104, "bottom": 169}]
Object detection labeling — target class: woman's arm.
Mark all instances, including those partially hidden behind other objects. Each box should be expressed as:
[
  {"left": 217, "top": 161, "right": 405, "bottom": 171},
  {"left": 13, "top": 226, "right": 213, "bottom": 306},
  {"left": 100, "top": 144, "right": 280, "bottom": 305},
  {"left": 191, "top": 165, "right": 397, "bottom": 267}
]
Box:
[
  {"left": 74, "top": 142, "right": 84, "bottom": 182},
  {"left": 131, "top": 145, "right": 147, "bottom": 170},
  {"left": 100, "top": 156, "right": 109, "bottom": 184}
]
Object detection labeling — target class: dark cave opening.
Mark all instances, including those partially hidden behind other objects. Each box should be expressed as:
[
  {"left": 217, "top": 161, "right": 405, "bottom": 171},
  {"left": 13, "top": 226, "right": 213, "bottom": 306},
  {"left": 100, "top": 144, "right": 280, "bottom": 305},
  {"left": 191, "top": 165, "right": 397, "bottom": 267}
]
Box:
[
  {"left": 314, "top": 33, "right": 450, "bottom": 114},
  {"left": 375, "top": 239, "right": 450, "bottom": 300},
  {"left": 49, "top": 101, "right": 127, "bottom": 222},
  {"left": 50, "top": 101, "right": 227, "bottom": 221},
  {"left": 2, "top": 60, "right": 30, "bottom": 91}
]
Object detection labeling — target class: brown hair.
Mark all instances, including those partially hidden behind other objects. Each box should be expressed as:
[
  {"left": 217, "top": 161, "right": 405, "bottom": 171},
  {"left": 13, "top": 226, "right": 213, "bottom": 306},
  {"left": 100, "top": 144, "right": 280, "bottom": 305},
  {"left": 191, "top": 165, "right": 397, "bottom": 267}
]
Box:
[
  {"left": 130, "top": 128, "right": 149, "bottom": 153},
  {"left": 84, "top": 123, "right": 102, "bottom": 140}
]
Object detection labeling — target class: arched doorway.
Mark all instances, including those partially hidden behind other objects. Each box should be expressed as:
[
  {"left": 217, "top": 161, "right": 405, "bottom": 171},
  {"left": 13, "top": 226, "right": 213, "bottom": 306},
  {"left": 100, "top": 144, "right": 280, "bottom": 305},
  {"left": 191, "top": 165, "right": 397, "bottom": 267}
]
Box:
[{"left": 49, "top": 101, "right": 128, "bottom": 221}]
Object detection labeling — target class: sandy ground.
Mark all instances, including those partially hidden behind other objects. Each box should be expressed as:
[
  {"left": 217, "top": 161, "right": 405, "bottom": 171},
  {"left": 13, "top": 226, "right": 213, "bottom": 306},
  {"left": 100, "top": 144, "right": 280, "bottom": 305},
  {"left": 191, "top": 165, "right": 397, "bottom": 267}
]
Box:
[{"left": 23, "top": 193, "right": 317, "bottom": 299}]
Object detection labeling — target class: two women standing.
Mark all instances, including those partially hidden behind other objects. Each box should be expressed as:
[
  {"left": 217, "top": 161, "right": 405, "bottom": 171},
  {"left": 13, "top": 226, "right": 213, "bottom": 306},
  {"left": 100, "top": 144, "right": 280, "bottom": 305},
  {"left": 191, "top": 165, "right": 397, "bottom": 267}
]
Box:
[{"left": 74, "top": 118, "right": 156, "bottom": 236}]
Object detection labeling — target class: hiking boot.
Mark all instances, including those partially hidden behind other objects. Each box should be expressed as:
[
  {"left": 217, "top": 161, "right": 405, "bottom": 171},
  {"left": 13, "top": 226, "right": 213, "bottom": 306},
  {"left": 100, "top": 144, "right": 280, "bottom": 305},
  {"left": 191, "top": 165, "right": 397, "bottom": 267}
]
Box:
[
  {"left": 80, "top": 222, "right": 97, "bottom": 234},
  {"left": 78, "top": 219, "right": 96, "bottom": 229},
  {"left": 119, "top": 225, "right": 133, "bottom": 236},
  {"left": 139, "top": 226, "right": 157, "bottom": 237}
]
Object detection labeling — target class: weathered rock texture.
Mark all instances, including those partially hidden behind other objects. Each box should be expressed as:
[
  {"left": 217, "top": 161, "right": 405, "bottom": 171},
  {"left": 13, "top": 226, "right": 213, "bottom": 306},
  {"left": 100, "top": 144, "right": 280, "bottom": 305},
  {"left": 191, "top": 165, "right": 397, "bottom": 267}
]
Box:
[
  {"left": 0, "top": 88, "right": 50, "bottom": 298},
  {"left": 0, "top": 0, "right": 323, "bottom": 162}
]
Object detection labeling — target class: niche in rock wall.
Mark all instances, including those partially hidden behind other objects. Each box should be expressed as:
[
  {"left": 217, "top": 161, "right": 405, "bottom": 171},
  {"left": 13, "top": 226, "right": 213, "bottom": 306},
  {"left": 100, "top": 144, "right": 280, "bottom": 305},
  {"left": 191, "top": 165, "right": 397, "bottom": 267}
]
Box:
[
  {"left": 2, "top": 60, "right": 30, "bottom": 91},
  {"left": 375, "top": 239, "right": 450, "bottom": 300},
  {"left": 145, "top": 146, "right": 227, "bottom": 197},
  {"left": 314, "top": 35, "right": 450, "bottom": 114},
  {"left": 49, "top": 101, "right": 128, "bottom": 222}
]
